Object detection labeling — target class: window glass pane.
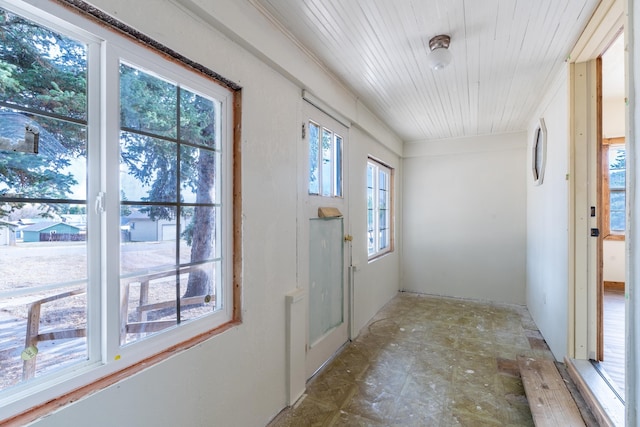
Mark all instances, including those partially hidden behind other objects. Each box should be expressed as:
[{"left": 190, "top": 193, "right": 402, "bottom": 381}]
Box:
[
  {"left": 180, "top": 206, "right": 218, "bottom": 264},
  {"left": 610, "top": 210, "right": 626, "bottom": 232},
  {"left": 120, "top": 64, "right": 177, "bottom": 138},
  {"left": 120, "top": 132, "right": 178, "bottom": 203},
  {"left": 610, "top": 191, "right": 625, "bottom": 231},
  {"left": 120, "top": 269, "right": 178, "bottom": 345},
  {"left": 608, "top": 146, "right": 626, "bottom": 169},
  {"left": 367, "top": 163, "right": 375, "bottom": 255},
  {"left": 0, "top": 110, "right": 87, "bottom": 200},
  {"left": 608, "top": 146, "right": 625, "bottom": 189},
  {"left": 607, "top": 145, "right": 626, "bottom": 233},
  {"left": 179, "top": 207, "right": 220, "bottom": 307},
  {"left": 321, "top": 128, "right": 332, "bottom": 197},
  {"left": 335, "top": 135, "right": 342, "bottom": 197},
  {"left": 120, "top": 62, "right": 224, "bottom": 346},
  {"left": 0, "top": 11, "right": 89, "bottom": 392},
  {"left": 121, "top": 204, "right": 176, "bottom": 345},
  {"left": 0, "top": 202, "right": 88, "bottom": 392},
  {"left": 179, "top": 263, "right": 218, "bottom": 322},
  {"left": 180, "top": 88, "right": 219, "bottom": 149},
  {"left": 121, "top": 205, "right": 177, "bottom": 269},
  {"left": 379, "top": 170, "right": 387, "bottom": 191},
  {"left": 367, "top": 160, "right": 392, "bottom": 258},
  {"left": 308, "top": 122, "right": 319, "bottom": 195},
  {"left": 0, "top": 9, "right": 87, "bottom": 120},
  {"left": 180, "top": 145, "right": 217, "bottom": 204},
  {"left": 379, "top": 228, "right": 388, "bottom": 250},
  {"left": 379, "top": 207, "right": 387, "bottom": 229},
  {"left": 609, "top": 170, "right": 625, "bottom": 189}
]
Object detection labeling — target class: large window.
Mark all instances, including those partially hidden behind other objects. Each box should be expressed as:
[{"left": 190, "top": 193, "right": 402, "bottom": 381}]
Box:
[
  {"left": 0, "top": 0, "right": 237, "bottom": 417},
  {"left": 602, "top": 137, "right": 625, "bottom": 239},
  {"left": 367, "top": 158, "right": 393, "bottom": 259}
]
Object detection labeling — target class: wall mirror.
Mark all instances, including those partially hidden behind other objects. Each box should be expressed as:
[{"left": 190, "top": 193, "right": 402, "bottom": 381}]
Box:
[{"left": 532, "top": 118, "right": 547, "bottom": 185}]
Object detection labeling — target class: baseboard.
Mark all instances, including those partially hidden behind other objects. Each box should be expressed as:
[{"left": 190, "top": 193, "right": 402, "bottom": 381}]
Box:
[
  {"left": 565, "top": 358, "right": 625, "bottom": 427},
  {"left": 604, "top": 281, "right": 625, "bottom": 291}
]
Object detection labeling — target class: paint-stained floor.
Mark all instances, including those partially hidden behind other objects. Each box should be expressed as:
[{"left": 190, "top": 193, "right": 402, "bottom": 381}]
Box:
[{"left": 268, "top": 292, "right": 580, "bottom": 427}]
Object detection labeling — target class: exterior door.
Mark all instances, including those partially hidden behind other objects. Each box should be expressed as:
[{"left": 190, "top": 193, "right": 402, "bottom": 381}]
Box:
[{"left": 299, "top": 100, "right": 350, "bottom": 378}]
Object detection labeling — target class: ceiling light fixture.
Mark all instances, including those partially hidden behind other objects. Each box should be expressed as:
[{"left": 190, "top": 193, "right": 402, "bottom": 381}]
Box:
[{"left": 428, "top": 34, "right": 452, "bottom": 71}]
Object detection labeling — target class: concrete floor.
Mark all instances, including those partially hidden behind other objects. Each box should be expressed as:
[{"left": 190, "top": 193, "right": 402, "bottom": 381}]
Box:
[{"left": 268, "top": 292, "right": 566, "bottom": 426}]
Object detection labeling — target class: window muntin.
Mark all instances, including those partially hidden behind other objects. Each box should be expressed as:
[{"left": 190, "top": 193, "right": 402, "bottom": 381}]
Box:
[
  {"left": 367, "top": 158, "right": 392, "bottom": 259},
  {"left": 0, "top": 1, "right": 235, "bottom": 414},
  {"left": 602, "top": 138, "right": 626, "bottom": 239},
  {"left": 308, "top": 120, "right": 342, "bottom": 197}
]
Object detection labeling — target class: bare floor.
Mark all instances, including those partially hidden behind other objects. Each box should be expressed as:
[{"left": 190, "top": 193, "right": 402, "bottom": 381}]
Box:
[
  {"left": 269, "top": 292, "right": 571, "bottom": 427},
  {"left": 601, "top": 288, "right": 625, "bottom": 399}
]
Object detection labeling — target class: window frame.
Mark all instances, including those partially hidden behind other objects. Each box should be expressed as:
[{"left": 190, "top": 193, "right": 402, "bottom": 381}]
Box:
[
  {"left": 601, "top": 137, "right": 625, "bottom": 241},
  {"left": 307, "top": 119, "right": 344, "bottom": 198},
  {"left": 367, "top": 157, "right": 393, "bottom": 260},
  {"left": 0, "top": 0, "right": 241, "bottom": 421}
]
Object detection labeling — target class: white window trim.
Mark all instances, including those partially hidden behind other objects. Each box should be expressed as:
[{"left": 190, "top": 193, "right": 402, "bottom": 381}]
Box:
[{"left": 0, "top": 0, "right": 238, "bottom": 420}]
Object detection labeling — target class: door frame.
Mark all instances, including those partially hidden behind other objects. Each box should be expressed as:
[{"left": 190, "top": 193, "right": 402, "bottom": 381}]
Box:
[
  {"left": 297, "top": 98, "right": 351, "bottom": 378},
  {"left": 567, "top": 0, "right": 624, "bottom": 362}
]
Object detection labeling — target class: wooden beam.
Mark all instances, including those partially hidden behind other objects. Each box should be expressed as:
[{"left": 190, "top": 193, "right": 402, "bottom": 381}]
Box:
[{"left": 518, "top": 356, "right": 585, "bottom": 426}]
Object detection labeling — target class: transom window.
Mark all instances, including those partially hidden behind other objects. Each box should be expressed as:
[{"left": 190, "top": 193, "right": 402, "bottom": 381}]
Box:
[
  {"left": 367, "top": 158, "right": 393, "bottom": 259},
  {"left": 308, "top": 120, "right": 343, "bottom": 197},
  {"left": 0, "top": 0, "right": 237, "bottom": 417}
]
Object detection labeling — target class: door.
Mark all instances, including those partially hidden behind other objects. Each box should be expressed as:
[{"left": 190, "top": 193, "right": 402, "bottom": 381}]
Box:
[{"left": 298, "top": 100, "right": 350, "bottom": 378}]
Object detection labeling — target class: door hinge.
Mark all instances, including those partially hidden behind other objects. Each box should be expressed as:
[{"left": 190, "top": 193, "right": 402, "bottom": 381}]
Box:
[{"left": 301, "top": 123, "right": 306, "bottom": 139}]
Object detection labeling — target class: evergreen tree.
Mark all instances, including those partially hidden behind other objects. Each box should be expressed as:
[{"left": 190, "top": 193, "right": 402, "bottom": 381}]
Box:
[{"left": 0, "top": 9, "right": 216, "bottom": 297}]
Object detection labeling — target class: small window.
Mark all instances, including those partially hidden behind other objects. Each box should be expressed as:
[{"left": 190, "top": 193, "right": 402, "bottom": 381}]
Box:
[
  {"left": 367, "top": 158, "right": 393, "bottom": 259},
  {"left": 308, "top": 121, "right": 343, "bottom": 197},
  {"left": 602, "top": 138, "right": 626, "bottom": 239}
]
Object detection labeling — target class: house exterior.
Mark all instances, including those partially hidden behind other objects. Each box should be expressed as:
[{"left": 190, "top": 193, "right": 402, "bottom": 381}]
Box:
[
  {"left": 1, "top": 0, "right": 638, "bottom": 426},
  {"left": 121, "top": 210, "right": 178, "bottom": 242},
  {"left": 21, "top": 221, "right": 82, "bottom": 243},
  {"left": 0, "top": 220, "right": 17, "bottom": 246}
]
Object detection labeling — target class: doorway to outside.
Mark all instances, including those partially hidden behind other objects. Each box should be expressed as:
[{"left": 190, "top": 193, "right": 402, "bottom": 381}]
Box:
[{"left": 597, "top": 29, "right": 626, "bottom": 400}]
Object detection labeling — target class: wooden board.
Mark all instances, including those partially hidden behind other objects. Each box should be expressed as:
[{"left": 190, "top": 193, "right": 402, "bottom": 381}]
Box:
[{"left": 518, "top": 356, "right": 585, "bottom": 427}]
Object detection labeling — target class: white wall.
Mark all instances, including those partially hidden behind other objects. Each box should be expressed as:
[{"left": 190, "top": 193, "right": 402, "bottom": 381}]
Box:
[
  {"left": 603, "top": 97, "right": 626, "bottom": 138},
  {"left": 604, "top": 239, "right": 626, "bottom": 282},
  {"left": 526, "top": 71, "right": 570, "bottom": 361},
  {"left": 401, "top": 133, "right": 527, "bottom": 305},
  {"left": 25, "top": 1, "right": 401, "bottom": 426},
  {"left": 350, "top": 126, "right": 402, "bottom": 334}
]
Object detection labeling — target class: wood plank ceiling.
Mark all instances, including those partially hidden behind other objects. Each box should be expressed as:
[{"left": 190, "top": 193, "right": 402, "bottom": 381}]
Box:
[{"left": 252, "top": 0, "right": 600, "bottom": 142}]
